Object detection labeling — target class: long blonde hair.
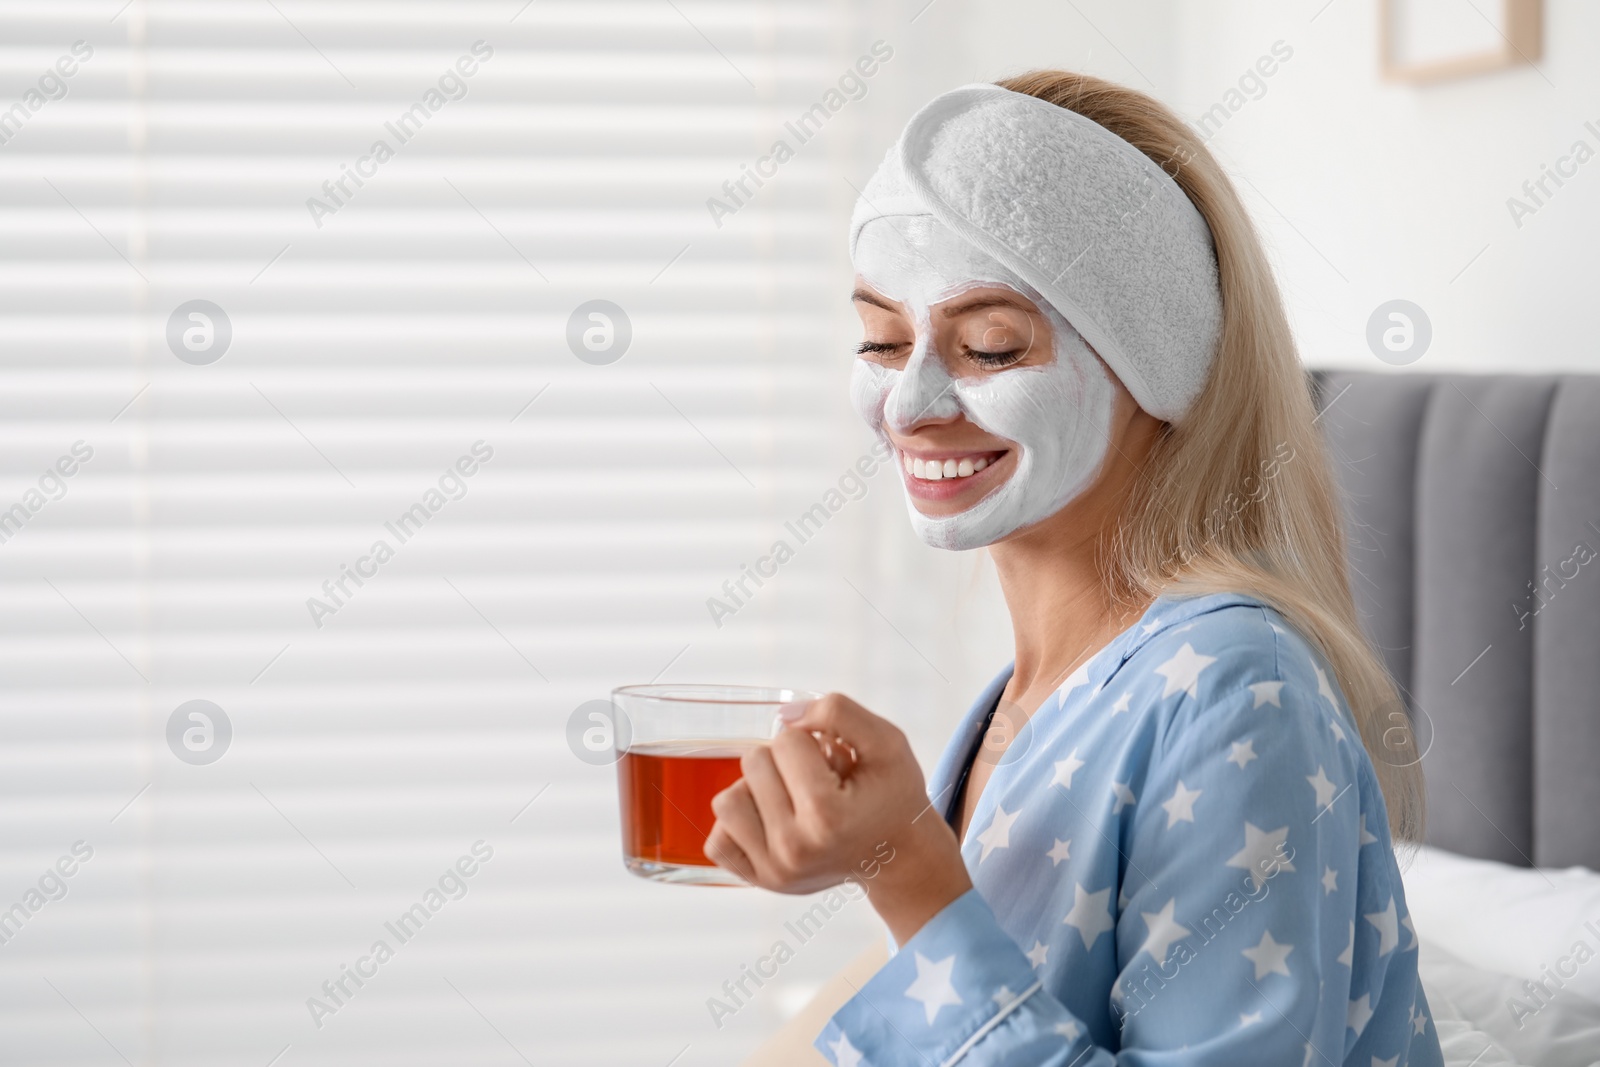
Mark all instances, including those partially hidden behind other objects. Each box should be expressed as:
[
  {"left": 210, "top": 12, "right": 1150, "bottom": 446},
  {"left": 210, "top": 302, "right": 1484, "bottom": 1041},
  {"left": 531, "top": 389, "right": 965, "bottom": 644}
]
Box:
[{"left": 998, "top": 70, "right": 1424, "bottom": 842}]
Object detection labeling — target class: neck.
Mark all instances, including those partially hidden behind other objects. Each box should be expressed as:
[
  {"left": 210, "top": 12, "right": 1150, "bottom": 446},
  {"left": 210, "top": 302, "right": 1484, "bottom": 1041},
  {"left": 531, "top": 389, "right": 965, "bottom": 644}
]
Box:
[
  {"left": 989, "top": 503, "right": 1143, "bottom": 703},
  {"left": 987, "top": 404, "right": 1163, "bottom": 705}
]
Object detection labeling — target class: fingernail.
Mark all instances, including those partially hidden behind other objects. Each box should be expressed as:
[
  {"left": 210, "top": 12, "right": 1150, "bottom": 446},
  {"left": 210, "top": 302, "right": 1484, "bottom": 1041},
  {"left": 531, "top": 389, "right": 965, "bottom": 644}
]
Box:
[{"left": 778, "top": 700, "right": 810, "bottom": 723}]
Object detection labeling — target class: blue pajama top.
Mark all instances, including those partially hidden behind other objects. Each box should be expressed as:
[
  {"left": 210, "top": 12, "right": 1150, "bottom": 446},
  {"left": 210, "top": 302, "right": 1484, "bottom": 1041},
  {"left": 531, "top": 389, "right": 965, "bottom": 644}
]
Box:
[{"left": 815, "top": 592, "right": 1445, "bottom": 1067}]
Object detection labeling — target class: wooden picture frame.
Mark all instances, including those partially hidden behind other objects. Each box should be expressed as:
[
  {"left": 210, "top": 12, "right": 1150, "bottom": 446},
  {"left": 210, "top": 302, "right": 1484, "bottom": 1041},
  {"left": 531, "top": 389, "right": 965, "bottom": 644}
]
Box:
[{"left": 1380, "top": 0, "right": 1542, "bottom": 84}]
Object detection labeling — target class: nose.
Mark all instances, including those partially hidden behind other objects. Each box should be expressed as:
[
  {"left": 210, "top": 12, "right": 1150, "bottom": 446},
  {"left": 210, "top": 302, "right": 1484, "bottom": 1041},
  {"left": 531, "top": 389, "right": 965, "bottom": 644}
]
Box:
[{"left": 885, "top": 335, "right": 960, "bottom": 433}]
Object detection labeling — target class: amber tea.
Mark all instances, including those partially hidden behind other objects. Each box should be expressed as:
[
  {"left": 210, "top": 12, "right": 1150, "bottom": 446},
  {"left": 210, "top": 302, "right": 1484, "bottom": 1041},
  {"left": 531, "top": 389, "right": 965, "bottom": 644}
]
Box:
[{"left": 611, "top": 685, "right": 818, "bottom": 886}]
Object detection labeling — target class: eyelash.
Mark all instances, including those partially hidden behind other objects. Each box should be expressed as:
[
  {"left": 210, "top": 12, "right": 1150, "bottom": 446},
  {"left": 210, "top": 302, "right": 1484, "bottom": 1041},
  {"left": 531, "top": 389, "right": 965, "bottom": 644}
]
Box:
[
  {"left": 965, "top": 347, "right": 1024, "bottom": 369},
  {"left": 855, "top": 340, "right": 1024, "bottom": 369}
]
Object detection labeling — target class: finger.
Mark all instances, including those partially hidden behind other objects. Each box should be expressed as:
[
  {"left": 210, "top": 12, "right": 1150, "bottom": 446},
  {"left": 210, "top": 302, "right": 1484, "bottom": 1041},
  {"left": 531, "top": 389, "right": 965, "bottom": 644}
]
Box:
[
  {"left": 709, "top": 779, "right": 769, "bottom": 875},
  {"left": 703, "top": 824, "right": 756, "bottom": 884},
  {"left": 740, "top": 744, "right": 796, "bottom": 836},
  {"left": 782, "top": 693, "right": 901, "bottom": 760},
  {"left": 769, "top": 726, "right": 846, "bottom": 803}
]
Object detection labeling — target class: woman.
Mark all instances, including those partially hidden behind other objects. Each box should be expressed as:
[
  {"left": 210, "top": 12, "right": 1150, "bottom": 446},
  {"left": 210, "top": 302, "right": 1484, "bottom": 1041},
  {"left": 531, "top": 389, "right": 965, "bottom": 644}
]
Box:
[{"left": 704, "top": 71, "right": 1444, "bottom": 1067}]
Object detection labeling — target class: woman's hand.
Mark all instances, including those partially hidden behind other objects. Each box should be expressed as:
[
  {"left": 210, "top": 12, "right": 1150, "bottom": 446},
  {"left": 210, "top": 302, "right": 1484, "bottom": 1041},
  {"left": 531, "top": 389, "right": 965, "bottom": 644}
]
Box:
[{"left": 704, "top": 693, "right": 974, "bottom": 945}]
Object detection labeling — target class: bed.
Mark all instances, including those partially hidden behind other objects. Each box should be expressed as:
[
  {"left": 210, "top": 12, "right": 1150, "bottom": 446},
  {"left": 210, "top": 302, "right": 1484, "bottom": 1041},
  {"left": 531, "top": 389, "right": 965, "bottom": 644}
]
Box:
[{"left": 1314, "top": 370, "right": 1600, "bottom": 1067}]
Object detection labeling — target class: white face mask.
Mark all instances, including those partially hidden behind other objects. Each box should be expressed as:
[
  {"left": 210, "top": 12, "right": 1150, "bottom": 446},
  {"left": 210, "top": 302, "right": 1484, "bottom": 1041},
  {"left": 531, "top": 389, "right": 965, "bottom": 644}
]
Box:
[{"left": 850, "top": 215, "right": 1115, "bottom": 551}]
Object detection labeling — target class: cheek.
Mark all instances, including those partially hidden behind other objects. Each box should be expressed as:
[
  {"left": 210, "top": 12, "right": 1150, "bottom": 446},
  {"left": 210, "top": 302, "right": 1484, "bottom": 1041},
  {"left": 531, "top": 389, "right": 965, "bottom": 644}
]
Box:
[
  {"left": 849, "top": 359, "right": 896, "bottom": 430},
  {"left": 984, "top": 330, "right": 1103, "bottom": 442},
  {"left": 951, "top": 369, "right": 1052, "bottom": 442}
]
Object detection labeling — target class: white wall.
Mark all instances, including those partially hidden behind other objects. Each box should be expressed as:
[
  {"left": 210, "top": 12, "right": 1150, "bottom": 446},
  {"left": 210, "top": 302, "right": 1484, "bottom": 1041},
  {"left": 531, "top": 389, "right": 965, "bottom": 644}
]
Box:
[
  {"left": 924, "top": 0, "right": 1600, "bottom": 375},
  {"left": 1171, "top": 0, "right": 1600, "bottom": 374}
]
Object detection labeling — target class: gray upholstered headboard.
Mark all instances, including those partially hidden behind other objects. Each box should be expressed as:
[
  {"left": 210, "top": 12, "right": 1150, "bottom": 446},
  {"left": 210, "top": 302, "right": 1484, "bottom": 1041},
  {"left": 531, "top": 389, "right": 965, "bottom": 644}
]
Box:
[{"left": 1312, "top": 371, "right": 1600, "bottom": 870}]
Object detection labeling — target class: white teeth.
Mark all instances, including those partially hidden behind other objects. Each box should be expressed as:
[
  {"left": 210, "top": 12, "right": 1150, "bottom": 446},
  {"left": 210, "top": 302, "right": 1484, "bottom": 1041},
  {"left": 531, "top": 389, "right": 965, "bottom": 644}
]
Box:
[{"left": 902, "top": 453, "right": 996, "bottom": 481}]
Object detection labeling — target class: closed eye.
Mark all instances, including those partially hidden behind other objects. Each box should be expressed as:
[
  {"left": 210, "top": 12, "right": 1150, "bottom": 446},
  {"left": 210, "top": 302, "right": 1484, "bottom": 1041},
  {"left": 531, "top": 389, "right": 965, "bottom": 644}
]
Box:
[
  {"left": 856, "top": 340, "right": 907, "bottom": 356},
  {"left": 964, "top": 347, "right": 1024, "bottom": 369}
]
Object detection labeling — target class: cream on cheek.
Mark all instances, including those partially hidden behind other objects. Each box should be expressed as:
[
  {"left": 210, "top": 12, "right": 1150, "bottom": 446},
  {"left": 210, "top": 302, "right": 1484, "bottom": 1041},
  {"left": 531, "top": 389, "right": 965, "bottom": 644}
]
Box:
[
  {"left": 849, "top": 357, "right": 896, "bottom": 432},
  {"left": 851, "top": 217, "right": 1115, "bottom": 550}
]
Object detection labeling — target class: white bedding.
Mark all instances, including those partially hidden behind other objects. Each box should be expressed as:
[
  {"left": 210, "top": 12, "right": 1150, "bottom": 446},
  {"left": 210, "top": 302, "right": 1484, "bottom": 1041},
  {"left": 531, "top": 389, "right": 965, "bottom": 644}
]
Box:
[
  {"left": 1433, "top": 1015, "right": 1528, "bottom": 1067},
  {"left": 1403, "top": 845, "right": 1600, "bottom": 1067}
]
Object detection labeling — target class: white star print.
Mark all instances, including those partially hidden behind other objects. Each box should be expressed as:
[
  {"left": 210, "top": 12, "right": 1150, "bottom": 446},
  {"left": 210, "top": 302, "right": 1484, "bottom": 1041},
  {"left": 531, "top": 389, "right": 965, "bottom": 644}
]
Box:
[
  {"left": 1154, "top": 643, "right": 1217, "bottom": 699},
  {"left": 1047, "top": 838, "right": 1072, "bottom": 866},
  {"left": 1241, "top": 929, "right": 1294, "bottom": 979},
  {"left": 1239, "top": 1011, "right": 1263, "bottom": 1027},
  {"left": 1139, "top": 898, "right": 1191, "bottom": 966},
  {"left": 1224, "top": 822, "right": 1294, "bottom": 889},
  {"left": 993, "top": 986, "right": 1018, "bottom": 1007},
  {"left": 1248, "top": 681, "right": 1284, "bottom": 708},
  {"left": 1053, "top": 749, "right": 1085, "bottom": 789},
  {"left": 828, "top": 1033, "right": 863, "bottom": 1067},
  {"left": 1111, "top": 782, "right": 1137, "bottom": 814},
  {"left": 1347, "top": 993, "right": 1373, "bottom": 1036},
  {"left": 1227, "top": 740, "right": 1257, "bottom": 768},
  {"left": 1401, "top": 914, "right": 1418, "bottom": 951},
  {"left": 1160, "top": 780, "right": 1203, "bottom": 828},
  {"left": 1337, "top": 921, "right": 1355, "bottom": 967},
  {"left": 1110, "top": 691, "right": 1132, "bottom": 715},
  {"left": 1314, "top": 663, "right": 1339, "bottom": 710},
  {"left": 1366, "top": 896, "right": 1399, "bottom": 956},
  {"left": 904, "top": 952, "right": 962, "bottom": 1024},
  {"left": 1058, "top": 662, "right": 1091, "bottom": 700},
  {"left": 1025, "top": 940, "right": 1050, "bottom": 968},
  {"left": 1055, "top": 1021, "right": 1081, "bottom": 1039},
  {"left": 1141, "top": 620, "right": 1162, "bottom": 636},
  {"left": 1307, "top": 766, "right": 1338, "bottom": 811},
  {"left": 977, "top": 804, "right": 1020, "bottom": 863},
  {"left": 1372, "top": 1057, "right": 1398, "bottom": 1067},
  {"left": 1322, "top": 867, "right": 1338, "bottom": 894},
  {"left": 1329, "top": 716, "right": 1348, "bottom": 743},
  {"left": 1063, "top": 882, "right": 1115, "bottom": 950},
  {"left": 1359, "top": 815, "right": 1378, "bottom": 846},
  {"left": 1117, "top": 885, "right": 1129, "bottom": 910},
  {"left": 1302, "top": 1043, "right": 1315, "bottom": 1067},
  {"left": 1410, "top": 1003, "right": 1429, "bottom": 1035}
]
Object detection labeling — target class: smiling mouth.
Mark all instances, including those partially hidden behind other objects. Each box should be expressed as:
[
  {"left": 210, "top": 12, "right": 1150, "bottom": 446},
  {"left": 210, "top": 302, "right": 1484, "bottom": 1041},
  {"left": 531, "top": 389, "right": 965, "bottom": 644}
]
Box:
[{"left": 899, "top": 449, "right": 1008, "bottom": 482}]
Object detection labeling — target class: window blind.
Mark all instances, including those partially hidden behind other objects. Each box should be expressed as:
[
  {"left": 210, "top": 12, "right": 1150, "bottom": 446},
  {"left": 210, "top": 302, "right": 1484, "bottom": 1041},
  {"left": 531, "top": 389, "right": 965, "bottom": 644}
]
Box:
[{"left": 0, "top": 2, "right": 953, "bottom": 1063}]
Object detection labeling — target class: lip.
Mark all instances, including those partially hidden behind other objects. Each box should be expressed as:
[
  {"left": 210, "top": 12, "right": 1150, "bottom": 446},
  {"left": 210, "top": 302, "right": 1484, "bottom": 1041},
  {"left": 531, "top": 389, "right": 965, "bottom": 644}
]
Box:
[{"left": 896, "top": 447, "right": 1011, "bottom": 503}]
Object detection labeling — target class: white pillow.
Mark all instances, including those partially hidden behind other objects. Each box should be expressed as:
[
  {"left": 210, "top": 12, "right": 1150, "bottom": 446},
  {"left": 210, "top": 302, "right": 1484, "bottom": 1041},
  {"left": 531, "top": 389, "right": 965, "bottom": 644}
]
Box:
[
  {"left": 1402, "top": 844, "right": 1600, "bottom": 1006},
  {"left": 1419, "top": 938, "right": 1600, "bottom": 1067}
]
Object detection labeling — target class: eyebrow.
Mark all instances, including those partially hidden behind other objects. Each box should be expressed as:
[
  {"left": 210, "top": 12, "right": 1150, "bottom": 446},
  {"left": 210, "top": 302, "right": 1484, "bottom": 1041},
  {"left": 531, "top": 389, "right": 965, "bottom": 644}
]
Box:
[
  {"left": 938, "top": 294, "right": 1035, "bottom": 318},
  {"left": 851, "top": 287, "right": 900, "bottom": 312},
  {"left": 850, "top": 288, "right": 1036, "bottom": 317}
]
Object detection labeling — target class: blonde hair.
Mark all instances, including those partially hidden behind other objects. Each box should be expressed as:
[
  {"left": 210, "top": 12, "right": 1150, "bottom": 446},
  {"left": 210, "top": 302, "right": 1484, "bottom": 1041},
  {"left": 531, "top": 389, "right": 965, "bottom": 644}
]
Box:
[{"left": 997, "top": 70, "right": 1424, "bottom": 842}]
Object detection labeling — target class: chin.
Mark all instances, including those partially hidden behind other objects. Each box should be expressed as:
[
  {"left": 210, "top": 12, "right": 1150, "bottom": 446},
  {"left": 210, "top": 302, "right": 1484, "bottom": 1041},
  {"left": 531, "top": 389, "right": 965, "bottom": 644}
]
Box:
[
  {"left": 912, "top": 521, "right": 997, "bottom": 553},
  {"left": 907, "top": 502, "right": 1003, "bottom": 552}
]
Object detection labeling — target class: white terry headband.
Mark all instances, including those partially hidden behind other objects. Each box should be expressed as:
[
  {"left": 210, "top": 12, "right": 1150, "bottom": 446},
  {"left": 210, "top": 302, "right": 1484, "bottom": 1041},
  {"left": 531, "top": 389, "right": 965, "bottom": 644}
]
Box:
[{"left": 849, "top": 83, "right": 1224, "bottom": 422}]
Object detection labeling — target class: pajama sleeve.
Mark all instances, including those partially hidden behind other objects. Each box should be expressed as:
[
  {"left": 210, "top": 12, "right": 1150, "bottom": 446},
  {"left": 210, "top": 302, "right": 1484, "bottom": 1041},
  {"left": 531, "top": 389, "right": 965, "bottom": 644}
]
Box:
[{"left": 814, "top": 679, "right": 1404, "bottom": 1066}]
